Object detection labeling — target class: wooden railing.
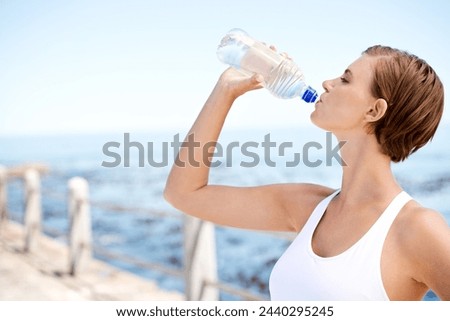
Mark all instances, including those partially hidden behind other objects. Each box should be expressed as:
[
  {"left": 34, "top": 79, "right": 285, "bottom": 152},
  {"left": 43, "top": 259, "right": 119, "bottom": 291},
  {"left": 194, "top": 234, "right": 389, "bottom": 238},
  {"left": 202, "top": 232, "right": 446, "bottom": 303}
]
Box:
[
  {"left": 68, "top": 177, "right": 92, "bottom": 276},
  {"left": 0, "top": 165, "right": 7, "bottom": 224},
  {"left": 0, "top": 164, "right": 290, "bottom": 301}
]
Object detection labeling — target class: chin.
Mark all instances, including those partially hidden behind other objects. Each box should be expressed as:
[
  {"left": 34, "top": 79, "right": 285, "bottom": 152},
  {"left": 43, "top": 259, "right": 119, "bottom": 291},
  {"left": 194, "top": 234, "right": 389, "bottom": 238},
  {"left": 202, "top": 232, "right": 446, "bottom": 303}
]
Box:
[
  {"left": 310, "top": 110, "right": 325, "bottom": 129},
  {"left": 310, "top": 113, "right": 336, "bottom": 133}
]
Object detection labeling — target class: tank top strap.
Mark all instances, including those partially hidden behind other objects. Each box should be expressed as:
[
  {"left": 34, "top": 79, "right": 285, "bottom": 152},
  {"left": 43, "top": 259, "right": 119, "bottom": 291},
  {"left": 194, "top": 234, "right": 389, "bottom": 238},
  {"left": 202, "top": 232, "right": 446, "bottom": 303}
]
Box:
[
  {"left": 370, "top": 191, "right": 413, "bottom": 235},
  {"left": 302, "top": 189, "right": 340, "bottom": 235}
]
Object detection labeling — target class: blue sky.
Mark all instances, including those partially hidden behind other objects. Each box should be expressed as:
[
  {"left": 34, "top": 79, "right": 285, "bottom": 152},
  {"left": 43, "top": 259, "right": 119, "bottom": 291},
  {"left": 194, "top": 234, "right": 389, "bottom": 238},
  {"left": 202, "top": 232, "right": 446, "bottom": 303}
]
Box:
[{"left": 1, "top": 0, "right": 449, "bottom": 135}]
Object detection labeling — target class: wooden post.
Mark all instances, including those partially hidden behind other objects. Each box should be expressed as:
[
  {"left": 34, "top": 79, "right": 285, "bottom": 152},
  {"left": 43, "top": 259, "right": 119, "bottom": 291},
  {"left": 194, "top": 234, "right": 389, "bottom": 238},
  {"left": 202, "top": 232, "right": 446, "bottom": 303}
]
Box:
[
  {"left": 24, "top": 169, "right": 42, "bottom": 252},
  {"left": 184, "top": 216, "right": 219, "bottom": 300},
  {"left": 0, "top": 165, "right": 7, "bottom": 225},
  {"left": 68, "top": 177, "right": 92, "bottom": 276}
]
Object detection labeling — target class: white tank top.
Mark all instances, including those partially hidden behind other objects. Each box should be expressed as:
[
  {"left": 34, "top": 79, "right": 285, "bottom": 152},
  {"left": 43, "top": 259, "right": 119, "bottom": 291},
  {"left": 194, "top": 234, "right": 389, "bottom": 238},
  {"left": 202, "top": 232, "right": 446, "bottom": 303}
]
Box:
[{"left": 269, "top": 190, "right": 412, "bottom": 300}]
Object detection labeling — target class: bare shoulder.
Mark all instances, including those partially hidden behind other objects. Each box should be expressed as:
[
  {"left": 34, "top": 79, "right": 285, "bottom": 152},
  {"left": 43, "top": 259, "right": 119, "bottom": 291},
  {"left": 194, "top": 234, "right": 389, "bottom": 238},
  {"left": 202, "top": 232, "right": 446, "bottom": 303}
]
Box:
[
  {"left": 394, "top": 200, "right": 450, "bottom": 298},
  {"left": 396, "top": 201, "right": 450, "bottom": 245}
]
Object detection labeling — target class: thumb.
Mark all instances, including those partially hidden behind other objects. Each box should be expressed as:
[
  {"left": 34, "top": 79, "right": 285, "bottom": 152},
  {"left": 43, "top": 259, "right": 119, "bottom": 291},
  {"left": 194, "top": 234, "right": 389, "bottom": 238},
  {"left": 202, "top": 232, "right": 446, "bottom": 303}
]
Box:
[
  {"left": 251, "top": 73, "right": 264, "bottom": 84},
  {"left": 245, "top": 73, "right": 263, "bottom": 90}
]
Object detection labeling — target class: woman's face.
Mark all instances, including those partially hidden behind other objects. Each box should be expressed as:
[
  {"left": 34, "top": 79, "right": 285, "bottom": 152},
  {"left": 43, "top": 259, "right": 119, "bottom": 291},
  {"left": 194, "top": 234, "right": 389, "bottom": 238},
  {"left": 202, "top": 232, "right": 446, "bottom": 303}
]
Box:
[{"left": 310, "top": 54, "right": 379, "bottom": 135}]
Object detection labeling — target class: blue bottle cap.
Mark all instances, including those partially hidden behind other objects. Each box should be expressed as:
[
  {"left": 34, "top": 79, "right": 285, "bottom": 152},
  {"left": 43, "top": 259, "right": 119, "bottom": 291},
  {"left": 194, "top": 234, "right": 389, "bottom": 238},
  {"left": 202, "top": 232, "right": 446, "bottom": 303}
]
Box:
[{"left": 301, "top": 86, "right": 318, "bottom": 103}]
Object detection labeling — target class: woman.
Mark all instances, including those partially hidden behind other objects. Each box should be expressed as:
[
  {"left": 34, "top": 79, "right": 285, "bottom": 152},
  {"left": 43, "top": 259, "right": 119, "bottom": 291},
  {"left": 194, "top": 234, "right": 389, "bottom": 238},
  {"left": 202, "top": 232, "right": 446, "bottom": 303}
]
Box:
[{"left": 164, "top": 45, "right": 450, "bottom": 300}]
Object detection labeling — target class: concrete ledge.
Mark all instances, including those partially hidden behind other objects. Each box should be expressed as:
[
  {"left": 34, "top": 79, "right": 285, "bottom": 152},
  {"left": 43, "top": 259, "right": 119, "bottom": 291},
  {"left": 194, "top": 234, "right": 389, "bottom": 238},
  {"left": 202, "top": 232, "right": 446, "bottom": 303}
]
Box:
[{"left": 0, "top": 221, "right": 184, "bottom": 301}]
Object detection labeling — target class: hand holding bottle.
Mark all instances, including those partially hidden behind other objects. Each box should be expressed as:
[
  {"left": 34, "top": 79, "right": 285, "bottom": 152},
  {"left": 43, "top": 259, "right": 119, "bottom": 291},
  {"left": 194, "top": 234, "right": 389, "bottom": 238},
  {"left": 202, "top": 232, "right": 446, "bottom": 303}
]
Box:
[{"left": 215, "top": 67, "right": 264, "bottom": 101}]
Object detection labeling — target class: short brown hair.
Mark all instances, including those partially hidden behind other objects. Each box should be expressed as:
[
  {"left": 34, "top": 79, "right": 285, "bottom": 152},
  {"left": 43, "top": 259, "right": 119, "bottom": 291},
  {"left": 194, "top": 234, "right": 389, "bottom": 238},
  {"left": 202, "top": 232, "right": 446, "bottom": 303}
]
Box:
[{"left": 363, "top": 45, "right": 444, "bottom": 162}]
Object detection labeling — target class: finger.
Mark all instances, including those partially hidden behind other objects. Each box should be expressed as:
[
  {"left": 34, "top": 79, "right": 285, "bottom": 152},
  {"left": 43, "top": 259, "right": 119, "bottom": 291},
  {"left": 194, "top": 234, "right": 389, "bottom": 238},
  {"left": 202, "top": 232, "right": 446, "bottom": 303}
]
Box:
[
  {"left": 262, "top": 42, "right": 277, "bottom": 52},
  {"left": 243, "top": 73, "right": 263, "bottom": 91},
  {"left": 252, "top": 73, "right": 264, "bottom": 84},
  {"left": 280, "top": 52, "right": 292, "bottom": 60}
]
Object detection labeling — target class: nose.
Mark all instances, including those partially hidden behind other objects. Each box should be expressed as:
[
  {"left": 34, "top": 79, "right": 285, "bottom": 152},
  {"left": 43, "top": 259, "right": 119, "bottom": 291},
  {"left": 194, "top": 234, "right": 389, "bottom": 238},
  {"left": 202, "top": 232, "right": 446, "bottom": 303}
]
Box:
[{"left": 322, "top": 79, "right": 333, "bottom": 92}]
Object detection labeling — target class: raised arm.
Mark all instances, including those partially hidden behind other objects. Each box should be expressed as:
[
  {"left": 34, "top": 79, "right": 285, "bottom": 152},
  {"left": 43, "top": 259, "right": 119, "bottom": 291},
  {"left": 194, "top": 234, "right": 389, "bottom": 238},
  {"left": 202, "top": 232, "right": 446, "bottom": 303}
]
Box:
[{"left": 164, "top": 68, "right": 333, "bottom": 232}]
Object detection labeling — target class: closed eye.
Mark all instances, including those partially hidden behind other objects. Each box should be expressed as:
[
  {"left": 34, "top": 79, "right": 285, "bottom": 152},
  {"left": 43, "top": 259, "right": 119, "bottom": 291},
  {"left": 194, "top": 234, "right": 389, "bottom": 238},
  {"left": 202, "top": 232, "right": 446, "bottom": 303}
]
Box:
[{"left": 340, "top": 77, "right": 349, "bottom": 83}]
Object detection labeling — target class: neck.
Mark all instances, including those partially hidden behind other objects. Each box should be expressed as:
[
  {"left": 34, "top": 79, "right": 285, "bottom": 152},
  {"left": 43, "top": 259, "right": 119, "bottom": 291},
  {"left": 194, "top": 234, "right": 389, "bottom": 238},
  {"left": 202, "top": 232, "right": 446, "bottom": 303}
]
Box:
[{"left": 336, "top": 131, "right": 402, "bottom": 204}]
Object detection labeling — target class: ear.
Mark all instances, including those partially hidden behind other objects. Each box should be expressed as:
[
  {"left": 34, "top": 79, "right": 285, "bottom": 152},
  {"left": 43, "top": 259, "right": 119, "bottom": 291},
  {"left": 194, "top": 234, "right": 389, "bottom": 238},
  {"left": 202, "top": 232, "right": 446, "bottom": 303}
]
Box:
[{"left": 365, "top": 98, "right": 387, "bottom": 122}]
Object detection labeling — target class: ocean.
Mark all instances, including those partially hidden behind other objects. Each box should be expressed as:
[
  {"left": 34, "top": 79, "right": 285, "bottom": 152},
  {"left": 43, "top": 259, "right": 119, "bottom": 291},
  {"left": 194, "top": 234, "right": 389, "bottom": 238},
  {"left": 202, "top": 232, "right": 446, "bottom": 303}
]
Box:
[{"left": 1, "top": 124, "right": 449, "bottom": 301}]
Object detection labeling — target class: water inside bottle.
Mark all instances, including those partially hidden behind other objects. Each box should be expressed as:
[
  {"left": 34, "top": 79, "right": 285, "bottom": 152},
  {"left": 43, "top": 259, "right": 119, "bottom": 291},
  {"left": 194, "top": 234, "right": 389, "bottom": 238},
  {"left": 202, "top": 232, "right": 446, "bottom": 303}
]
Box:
[
  {"left": 217, "top": 29, "right": 252, "bottom": 69},
  {"left": 265, "top": 59, "right": 306, "bottom": 99}
]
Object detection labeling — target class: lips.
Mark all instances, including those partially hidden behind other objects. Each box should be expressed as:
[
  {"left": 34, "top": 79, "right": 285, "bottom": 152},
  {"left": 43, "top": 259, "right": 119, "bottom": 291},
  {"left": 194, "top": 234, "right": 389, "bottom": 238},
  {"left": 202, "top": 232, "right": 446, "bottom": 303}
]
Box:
[{"left": 315, "top": 94, "right": 326, "bottom": 105}]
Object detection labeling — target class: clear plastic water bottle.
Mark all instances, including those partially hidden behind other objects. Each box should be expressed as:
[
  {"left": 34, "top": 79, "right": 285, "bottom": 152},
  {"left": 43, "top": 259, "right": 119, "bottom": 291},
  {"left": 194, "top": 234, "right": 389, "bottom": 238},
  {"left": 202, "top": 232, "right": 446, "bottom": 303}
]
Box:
[{"left": 217, "top": 28, "right": 318, "bottom": 103}]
